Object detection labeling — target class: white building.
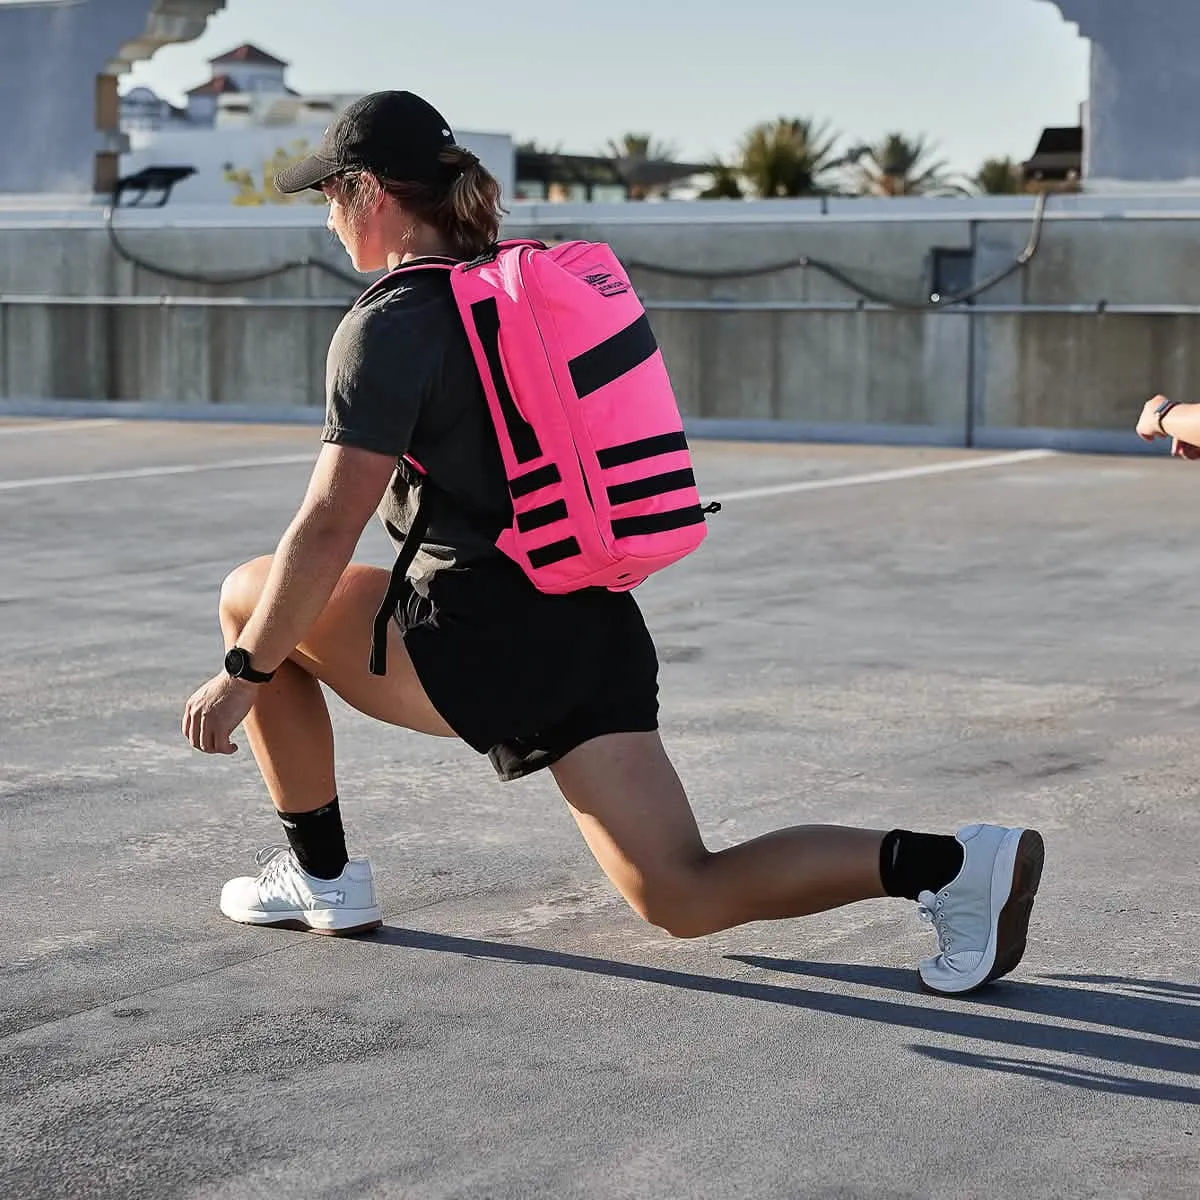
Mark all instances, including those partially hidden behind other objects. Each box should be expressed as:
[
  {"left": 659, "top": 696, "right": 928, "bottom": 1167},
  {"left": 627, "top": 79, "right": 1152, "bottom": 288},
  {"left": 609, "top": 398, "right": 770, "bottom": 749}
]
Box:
[
  {"left": 182, "top": 43, "right": 292, "bottom": 127},
  {"left": 119, "top": 42, "right": 514, "bottom": 206},
  {"left": 118, "top": 42, "right": 292, "bottom": 132}
]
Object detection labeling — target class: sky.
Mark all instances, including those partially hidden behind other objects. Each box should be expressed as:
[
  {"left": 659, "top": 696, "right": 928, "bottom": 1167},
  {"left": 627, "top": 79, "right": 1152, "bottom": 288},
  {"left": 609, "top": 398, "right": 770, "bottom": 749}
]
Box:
[{"left": 123, "top": 0, "right": 1091, "bottom": 176}]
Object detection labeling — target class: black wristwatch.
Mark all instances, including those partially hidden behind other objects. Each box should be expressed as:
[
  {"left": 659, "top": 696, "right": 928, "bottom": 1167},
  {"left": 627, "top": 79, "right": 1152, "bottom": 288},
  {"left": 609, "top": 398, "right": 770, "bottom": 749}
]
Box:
[
  {"left": 1155, "top": 396, "right": 1180, "bottom": 433},
  {"left": 224, "top": 646, "right": 276, "bottom": 684}
]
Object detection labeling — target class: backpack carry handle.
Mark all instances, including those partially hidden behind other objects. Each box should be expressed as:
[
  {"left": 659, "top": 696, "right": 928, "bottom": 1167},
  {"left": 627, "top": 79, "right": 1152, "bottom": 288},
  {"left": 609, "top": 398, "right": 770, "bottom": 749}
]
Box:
[{"left": 461, "top": 239, "right": 547, "bottom": 270}]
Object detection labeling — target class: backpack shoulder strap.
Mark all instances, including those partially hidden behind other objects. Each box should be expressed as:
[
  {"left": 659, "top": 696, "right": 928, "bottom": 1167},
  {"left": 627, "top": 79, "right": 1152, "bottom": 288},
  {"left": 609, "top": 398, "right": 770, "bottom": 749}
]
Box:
[
  {"left": 353, "top": 257, "right": 458, "bottom": 309},
  {"left": 368, "top": 490, "right": 432, "bottom": 676}
]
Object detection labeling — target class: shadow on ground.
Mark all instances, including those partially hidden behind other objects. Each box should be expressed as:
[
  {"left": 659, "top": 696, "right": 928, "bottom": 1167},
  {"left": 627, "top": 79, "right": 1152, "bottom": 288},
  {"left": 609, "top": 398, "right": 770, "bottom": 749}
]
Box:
[{"left": 374, "top": 926, "right": 1200, "bottom": 1104}]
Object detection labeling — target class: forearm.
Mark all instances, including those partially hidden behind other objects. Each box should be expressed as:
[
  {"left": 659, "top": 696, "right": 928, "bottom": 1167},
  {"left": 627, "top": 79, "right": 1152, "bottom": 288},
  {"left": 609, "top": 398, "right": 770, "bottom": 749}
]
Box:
[
  {"left": 234, "top": 513, "right": 361, "bottom": 672},
  {"left": 1160, "top": 402, "right": 1200, "bottom": 443}
]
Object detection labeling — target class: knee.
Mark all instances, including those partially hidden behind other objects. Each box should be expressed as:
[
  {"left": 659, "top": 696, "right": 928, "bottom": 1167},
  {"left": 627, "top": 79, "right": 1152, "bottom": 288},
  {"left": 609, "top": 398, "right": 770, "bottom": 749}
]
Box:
[
  {"left": 219, "top": 555, "right": 270, "bottom": 628},
  {"left": 630, "top": 854, "right": 724, "bottom": 940}
]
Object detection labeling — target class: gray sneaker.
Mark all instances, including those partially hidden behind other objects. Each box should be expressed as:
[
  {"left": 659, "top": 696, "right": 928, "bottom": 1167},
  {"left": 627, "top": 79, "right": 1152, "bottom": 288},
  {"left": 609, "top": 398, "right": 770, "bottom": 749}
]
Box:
[
  {"left": 220, "top": 846, "right": 382, "bottom": 936},
  {"left": 917, "top": 824, "right": 1045, "bottom": 996}
]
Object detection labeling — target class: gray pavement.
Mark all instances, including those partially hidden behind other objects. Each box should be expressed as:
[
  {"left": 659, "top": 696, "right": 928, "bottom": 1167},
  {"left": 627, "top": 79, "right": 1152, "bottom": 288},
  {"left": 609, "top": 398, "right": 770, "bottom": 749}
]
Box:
[{"left": 1, "top": 418, "right": 1197, "bottom": 1200}]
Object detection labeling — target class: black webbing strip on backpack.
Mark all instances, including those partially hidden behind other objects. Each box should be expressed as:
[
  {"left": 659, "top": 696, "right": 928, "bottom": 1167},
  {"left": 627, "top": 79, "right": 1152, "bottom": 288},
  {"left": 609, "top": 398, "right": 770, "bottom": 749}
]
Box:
[
  {"left": 606, "top": 468, "right": 697, "bottom": 506},
  {"left": 515, "top": 500, "right": 569, "bottom": 533},
  {"left": 369, "top": 493, "right": 431, "bottom": 677},
  {"left": 528, "top": 536, "right": 581, "bottom": 568},
  {"left": 611, "top": 505, "right": 705, "bottom": 539},
  {"left": 509, "top": 463, "right": 561, "bottom": 499},
  {"left": 596, "top": 430, "right": 689, "bottom": 470},
  {"left": 470, "top": 298, "right": 542, "bottom": 464},
  {"left": 568, "top": 314, "right": 659, "bottom": 398}
]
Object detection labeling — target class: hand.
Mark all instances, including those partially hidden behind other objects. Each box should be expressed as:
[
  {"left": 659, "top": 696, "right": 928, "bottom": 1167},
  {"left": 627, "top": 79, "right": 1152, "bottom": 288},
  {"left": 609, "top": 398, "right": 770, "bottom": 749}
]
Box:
[
  {"left": 1173, "top": 437, "right": 1200, "bottom": 460},
  {"left": 182, "top": 671, "right": 258, "bottom": 754},
  {"left": 1137, "top": 395, "right": 1170, "bottom": 442}
]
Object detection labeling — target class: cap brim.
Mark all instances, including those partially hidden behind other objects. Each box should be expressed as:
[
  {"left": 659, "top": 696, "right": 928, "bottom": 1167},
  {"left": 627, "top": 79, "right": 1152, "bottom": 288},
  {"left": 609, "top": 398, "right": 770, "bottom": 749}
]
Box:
[{"left": 274, "top": 153, "right": 341, "bottom": 195}]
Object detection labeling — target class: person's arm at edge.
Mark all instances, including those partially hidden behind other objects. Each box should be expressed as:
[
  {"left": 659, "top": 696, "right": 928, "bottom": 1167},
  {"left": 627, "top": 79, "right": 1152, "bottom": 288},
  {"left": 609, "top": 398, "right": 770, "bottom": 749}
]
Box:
[{"left": 1136, "top": 394, "right": 1200, "bottom": 458}]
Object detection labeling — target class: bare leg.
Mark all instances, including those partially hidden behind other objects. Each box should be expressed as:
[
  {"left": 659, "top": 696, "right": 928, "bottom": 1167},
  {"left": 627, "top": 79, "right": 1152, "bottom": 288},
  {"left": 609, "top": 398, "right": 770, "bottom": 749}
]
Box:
[
  {"left": 551, "top": 731, "right": 886, "bottom": 938},
  {"left": 219, "top": 555, "right": 455, "bottom": 814}
]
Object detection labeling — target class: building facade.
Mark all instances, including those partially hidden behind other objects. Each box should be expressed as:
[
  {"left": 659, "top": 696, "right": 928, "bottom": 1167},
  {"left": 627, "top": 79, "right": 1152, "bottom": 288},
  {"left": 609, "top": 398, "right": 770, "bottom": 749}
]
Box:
[{"left": 118, "top": 43, "right": 514, "bottom": 206}]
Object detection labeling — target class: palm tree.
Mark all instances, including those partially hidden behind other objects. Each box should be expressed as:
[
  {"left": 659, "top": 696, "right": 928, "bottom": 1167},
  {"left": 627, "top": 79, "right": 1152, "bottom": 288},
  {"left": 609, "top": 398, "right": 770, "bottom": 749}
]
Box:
[
  {"left": 697, "top": 157, "right": 744, "bottom": 200},
  {"left": 604, "top": 133, "right": 678, "bottom": 163},
  {"left": 974, "top": 156, "right": 1024, "bottom": 195},
  {"left": 737, "top": 117, "right": 845, "bottom": 197},
  {"left": 604, "top": 133, "right": 679, "bottom": 200},
  {"left": 855, "top": 133, "right": 961, "bottom": 197}
]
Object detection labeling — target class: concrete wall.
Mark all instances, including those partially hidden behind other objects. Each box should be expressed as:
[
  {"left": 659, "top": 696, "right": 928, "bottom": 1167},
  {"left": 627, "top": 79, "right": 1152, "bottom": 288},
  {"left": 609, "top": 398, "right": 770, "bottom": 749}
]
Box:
[
  {"left": 0, "top": 217, "right": 345, "bottom": 409},
  {"left": 2, "top": 196, "right": 1198, "bottom": 448},
  {"left": 967, "top": 213, "right": 1200, "bottom": 436}
]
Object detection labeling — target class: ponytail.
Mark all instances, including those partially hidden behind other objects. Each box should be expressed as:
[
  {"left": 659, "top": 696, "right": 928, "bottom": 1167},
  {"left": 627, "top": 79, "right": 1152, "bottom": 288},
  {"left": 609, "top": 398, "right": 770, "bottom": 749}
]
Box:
[{"left": 438, "top": 147, "right": 504, "bottom": 258}]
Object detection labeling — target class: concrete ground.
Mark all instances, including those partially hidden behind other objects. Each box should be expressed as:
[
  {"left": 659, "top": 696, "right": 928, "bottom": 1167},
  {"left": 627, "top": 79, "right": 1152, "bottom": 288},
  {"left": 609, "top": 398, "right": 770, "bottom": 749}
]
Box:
[{"left": 1, "top": 418, "right": 1197, "bottom": 1200}]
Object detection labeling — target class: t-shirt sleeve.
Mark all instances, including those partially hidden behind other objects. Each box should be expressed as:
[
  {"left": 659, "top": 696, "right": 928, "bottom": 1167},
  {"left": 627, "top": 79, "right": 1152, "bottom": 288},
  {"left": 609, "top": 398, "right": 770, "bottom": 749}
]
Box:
[{"left": 322, "top": 306, "right": 438, "bottom": 457}]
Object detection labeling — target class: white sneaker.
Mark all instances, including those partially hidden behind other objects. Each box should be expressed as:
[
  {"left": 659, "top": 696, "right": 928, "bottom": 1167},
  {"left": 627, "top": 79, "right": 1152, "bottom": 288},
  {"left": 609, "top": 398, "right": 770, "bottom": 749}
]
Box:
[
  {"left": 219, "top": 847, "right": 383, "bottom": 936},
  {"left": 917, "top": 824, "right": 1045, "bottom": 996}
]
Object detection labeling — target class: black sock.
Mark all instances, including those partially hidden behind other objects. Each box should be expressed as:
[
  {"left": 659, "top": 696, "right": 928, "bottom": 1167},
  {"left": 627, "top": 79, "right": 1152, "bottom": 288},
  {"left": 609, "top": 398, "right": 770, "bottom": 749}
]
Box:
[
  {"left": 879, "top": 829, "right": 965, "bottom": 902},
  {"left": 277, "top": 797, "right": 349, "bottom": 880}
]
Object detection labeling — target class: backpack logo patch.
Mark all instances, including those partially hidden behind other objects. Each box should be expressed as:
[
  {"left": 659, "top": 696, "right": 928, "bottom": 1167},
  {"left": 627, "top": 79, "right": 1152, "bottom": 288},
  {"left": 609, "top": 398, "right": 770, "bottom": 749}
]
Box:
[{"left": 580, "top": 269, "right": 631, "bottom": 298}]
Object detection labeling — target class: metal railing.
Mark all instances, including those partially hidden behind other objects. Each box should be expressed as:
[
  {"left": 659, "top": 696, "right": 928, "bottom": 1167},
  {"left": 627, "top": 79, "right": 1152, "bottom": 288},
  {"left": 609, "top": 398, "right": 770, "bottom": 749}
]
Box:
[{"left": 3, "top": 294, "right": 1200, "bottom": 316}]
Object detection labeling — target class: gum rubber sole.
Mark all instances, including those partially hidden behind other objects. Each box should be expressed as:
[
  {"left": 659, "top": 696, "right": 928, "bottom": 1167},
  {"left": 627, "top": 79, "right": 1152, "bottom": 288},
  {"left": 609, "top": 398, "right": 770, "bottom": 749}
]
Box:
[
  {"left": 984, "top": 829, "right": 1045, "bottom": 986},
  {"left": 224, "top": 913, "right": 383, "bottom": 937},
  {"left": 260, "top": 918, "right": 383, "bottom": 937}
]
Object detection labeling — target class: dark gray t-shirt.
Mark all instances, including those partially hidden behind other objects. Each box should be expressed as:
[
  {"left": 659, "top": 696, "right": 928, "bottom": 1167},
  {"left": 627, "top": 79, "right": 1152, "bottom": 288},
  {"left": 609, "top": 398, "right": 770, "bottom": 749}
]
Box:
[{"left": 322, "top": 266, "right": 511, "bottom": 588}]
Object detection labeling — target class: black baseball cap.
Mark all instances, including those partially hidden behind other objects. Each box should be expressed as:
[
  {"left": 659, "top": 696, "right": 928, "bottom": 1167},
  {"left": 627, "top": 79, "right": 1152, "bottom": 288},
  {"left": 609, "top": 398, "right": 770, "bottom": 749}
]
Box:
[{"left": 275, "top": 90, "right": 457, "bottom": 194}]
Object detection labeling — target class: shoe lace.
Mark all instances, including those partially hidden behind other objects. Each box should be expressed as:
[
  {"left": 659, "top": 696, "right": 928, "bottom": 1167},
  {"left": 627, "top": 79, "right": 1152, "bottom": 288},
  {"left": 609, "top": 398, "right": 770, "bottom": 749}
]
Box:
[
  {"left": 254, "top": 845, "right": 296, "bottom": 892},
  {"left": 917, "top": 888, "right": 955, "bottom": 954}
]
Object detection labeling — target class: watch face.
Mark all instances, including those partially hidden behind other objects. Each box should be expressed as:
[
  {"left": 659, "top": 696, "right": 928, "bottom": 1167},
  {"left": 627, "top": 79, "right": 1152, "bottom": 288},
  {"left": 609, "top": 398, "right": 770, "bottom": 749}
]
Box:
[{"left": 225, "top": 648, "right": 246, "bottom": 676}]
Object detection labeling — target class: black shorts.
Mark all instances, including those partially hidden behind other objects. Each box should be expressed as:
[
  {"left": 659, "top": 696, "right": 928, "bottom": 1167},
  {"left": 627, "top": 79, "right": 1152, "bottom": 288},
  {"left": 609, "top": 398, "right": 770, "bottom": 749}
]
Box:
[{"left": 395, "top": 560, "right": 660, "bottom": 781}]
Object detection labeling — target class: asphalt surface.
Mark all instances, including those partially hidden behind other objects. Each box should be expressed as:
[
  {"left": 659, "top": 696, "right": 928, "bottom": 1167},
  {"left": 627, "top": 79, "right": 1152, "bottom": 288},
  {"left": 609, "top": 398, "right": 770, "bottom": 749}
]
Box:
[{"left": 1, "top": 418, "right": 1197, "bottom": 1200}]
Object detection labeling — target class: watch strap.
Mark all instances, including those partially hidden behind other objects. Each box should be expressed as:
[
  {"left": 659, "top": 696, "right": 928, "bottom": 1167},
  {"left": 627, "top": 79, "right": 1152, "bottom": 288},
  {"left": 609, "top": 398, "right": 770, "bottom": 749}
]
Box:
[
  {"left": 1155, "top": 398, "right": 1180, "bottom": 433},
  {"left": 225, "top": 647, "right": 275, "bottom": 684}
]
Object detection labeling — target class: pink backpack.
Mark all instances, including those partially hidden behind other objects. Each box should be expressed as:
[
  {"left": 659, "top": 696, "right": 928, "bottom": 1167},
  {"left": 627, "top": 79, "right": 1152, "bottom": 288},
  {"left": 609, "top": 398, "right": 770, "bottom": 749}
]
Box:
[{"left": 369, "top": 238, "right": 718, "bottom": 675}]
